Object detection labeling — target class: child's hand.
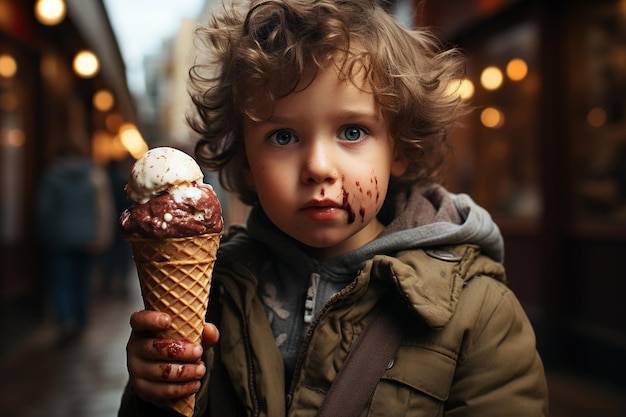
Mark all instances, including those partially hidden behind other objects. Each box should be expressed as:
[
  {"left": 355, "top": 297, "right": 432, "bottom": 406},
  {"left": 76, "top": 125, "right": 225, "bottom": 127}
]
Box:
[{"left": 126, "top": 310, "right": 219, "bottom": 407}]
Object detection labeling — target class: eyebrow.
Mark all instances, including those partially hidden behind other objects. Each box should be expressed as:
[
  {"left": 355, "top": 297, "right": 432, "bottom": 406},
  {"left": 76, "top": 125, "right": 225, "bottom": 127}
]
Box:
[{"left": 259, "top": 109, "right": 383, "bottom": 125}]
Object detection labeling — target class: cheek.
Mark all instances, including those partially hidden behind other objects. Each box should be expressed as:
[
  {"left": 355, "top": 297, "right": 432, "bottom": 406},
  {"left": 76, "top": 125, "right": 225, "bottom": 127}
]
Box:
[
  {"left": 253, "top": 165, "right": 291, "bottom": 204},
  {"left": 343, "top": 170, "right": 385, "bottom": 224}
]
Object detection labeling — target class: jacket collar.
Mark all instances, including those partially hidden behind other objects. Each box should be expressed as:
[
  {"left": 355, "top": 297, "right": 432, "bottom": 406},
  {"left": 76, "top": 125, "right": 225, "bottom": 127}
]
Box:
[{"left": 366, "top": 244, "right": 506, "bottom": 328}]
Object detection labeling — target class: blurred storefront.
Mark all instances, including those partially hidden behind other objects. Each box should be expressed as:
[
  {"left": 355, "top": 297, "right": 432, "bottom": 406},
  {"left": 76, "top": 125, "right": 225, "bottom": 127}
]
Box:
[
  {"left": 0, "top": 0, "right": 137, "bottom": 342},
  {"left": 421, "top": 0, "right": 626, "bottom": 386}
]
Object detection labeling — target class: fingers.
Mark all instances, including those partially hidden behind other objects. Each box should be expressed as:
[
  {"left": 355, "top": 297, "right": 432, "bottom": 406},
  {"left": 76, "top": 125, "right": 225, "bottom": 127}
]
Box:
[
  {"left": 127, "top": 336, "right": 206, "bottom": 403},
  {"left": 131, "top": 372, "right": 203, "bottom": 404},
  {"left": 130, "top": 310, "right": 171, "bottom": 333},
  {"left": 127, "top": 341, "right": 206, "bottom": 404},
  {"left": 126, "top": 310, "right": 208, "bottom": 405},
  {"left": 202, "top": 323, "right": 220, "bottom": 349}
]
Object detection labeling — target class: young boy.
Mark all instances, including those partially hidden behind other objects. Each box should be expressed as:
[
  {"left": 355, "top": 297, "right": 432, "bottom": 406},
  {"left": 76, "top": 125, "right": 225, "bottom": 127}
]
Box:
[{"left": 119, "top": 0, "right": 548, "bottom": 416}]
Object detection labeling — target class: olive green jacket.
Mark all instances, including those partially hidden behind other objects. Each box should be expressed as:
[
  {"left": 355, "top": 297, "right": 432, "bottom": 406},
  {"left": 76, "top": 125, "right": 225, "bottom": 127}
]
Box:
[{"left": 119, "top": 232, "right": 548, "bottom": 417}]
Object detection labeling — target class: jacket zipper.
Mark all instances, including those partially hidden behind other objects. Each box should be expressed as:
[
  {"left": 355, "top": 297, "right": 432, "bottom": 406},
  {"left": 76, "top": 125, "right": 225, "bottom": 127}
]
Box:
[{"left": 285, "top": 274, "right": 363, "bottom": 410}]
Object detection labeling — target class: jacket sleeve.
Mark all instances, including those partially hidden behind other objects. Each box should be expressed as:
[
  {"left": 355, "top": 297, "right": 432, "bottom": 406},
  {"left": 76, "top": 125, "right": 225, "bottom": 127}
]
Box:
[{"left": 445, "top": 280, "right": 549, "bottom": 417}]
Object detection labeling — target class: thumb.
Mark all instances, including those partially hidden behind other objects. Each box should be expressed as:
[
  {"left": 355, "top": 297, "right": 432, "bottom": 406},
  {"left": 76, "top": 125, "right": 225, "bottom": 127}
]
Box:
[{"left": 202, "top": 322, "right": 220, "bottom": 349}]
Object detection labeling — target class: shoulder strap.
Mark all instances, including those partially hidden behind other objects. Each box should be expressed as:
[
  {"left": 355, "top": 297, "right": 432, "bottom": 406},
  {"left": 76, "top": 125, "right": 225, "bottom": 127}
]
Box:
[
  {"left": 205, "top": 283, "right": 246, "bottom": 417},
  {"left": 316, "top": 307, "right": 405, "bottom": 417}
]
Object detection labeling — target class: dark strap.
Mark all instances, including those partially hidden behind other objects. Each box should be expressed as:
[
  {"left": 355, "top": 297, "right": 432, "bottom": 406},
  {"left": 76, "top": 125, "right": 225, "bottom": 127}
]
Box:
[
  {"left": 316, "top": 307, "right": 405, "bottom": 417},
  {"left": 205, "top": 284, "right": 246, "bottom": 417}
]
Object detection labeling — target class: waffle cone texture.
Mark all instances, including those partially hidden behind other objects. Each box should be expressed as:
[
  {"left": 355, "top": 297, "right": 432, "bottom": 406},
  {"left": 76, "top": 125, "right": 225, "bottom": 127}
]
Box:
[{"left": 127, "top": 232, "right": 221, "bottom": 417}]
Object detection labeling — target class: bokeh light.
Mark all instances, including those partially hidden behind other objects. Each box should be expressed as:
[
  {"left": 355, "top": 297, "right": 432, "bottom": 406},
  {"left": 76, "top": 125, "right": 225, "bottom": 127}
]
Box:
[
  {"left": 73, "top": 50, "right": 99, "bottom": 78},
  {"left": 481, "top": 66, "right": 503, "bottom": 90},
  {"left": 34, "top": 0, "right": 66, "bottom": 26},
  {"left": 506, "top": 58, "right": 528, "bottom": 81},
  {"left": 93, "top": 89, "right": 115, "bottom": 112},
  {"left": 0, "top": 54, "right": 17, "bottom": 78},
  {"left": 480, "top": 107, "right": 505, "bottom": 129}
]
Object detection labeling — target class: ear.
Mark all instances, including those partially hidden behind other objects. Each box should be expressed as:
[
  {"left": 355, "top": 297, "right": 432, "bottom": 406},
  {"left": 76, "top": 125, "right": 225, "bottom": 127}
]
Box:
[{"left": 390, "top": 150, "right": 409, "bottom": 177}]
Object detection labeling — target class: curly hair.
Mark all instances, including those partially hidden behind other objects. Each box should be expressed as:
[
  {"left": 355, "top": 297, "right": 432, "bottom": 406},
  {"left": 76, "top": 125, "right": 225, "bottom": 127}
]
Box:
[{"left": 189, "top": 0, "right": 468, "bottom": 205}]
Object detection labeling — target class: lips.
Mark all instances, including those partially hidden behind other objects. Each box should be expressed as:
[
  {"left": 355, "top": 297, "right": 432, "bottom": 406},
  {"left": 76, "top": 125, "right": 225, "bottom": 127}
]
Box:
[
  {"left": 300, "top": 199, "right": 344, "bottom": 221},
  {"left": 301, "top": 199, "right": 341, "bottom": 209}
]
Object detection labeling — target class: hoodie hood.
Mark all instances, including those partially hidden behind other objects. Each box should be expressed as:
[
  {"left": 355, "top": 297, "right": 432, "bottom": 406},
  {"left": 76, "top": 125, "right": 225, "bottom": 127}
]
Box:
[{"left": 247, "top": 183, "right": 504, "bottom": 270}]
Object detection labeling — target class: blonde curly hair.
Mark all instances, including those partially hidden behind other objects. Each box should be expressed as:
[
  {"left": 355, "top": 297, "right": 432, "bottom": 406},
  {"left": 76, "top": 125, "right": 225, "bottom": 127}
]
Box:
[{"left": 189, "top": 0, "right": 467, "bottom": 205}]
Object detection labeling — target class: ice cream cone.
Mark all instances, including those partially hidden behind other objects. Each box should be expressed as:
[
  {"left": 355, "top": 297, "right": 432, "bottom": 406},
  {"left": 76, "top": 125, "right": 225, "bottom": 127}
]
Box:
[{"left": 127, "top": 232, "right": 221, "bottom": 417}]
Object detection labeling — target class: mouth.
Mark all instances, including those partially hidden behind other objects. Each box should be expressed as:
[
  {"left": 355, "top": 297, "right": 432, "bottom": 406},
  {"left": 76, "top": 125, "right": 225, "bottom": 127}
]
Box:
[
  {"left": 300, "top": 199, "right": 345, "bottom": 221},
  {"left": 301, "top": 199, "right": 342, "bottom": 209}
]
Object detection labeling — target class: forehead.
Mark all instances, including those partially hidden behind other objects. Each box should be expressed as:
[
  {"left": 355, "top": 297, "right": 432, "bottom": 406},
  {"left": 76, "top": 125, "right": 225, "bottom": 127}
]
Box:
[
  {"left": 282, "top": 63, "right": 373, "bottom": 105},
  {"left": 244, "top": 57, "right": 376, "bottom": 121}
]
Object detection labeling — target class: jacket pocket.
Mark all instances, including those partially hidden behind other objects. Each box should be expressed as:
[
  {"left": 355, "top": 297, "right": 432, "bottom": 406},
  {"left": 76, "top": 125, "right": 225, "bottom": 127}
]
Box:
[{"left": 366, "top": 344, "right": 456, "bottom": 417}]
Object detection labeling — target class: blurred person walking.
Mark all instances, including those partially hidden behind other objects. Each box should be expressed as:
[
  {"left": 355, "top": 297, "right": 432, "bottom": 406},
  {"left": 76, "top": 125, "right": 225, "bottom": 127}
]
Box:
[
  {"left": 101, "top": 156, "right": 135, "bottom": 297},
  {"left": 36, "top": 136, "right": 115, "bottom": 344}
]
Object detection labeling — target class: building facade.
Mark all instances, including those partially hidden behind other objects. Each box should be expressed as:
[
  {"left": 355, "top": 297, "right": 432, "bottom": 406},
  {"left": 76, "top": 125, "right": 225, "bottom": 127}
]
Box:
[{"left": 0, "top": 0, "right": 135, "bottom": 341}]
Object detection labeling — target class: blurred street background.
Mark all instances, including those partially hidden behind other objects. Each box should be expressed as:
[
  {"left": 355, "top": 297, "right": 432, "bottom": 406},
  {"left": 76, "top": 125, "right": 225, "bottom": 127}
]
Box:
[{"left": 1, "top": 0, "right": 625, "bottom": 416}]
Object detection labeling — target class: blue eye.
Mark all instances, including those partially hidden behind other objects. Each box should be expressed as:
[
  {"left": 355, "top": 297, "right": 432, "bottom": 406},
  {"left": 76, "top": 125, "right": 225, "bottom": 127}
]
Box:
[
  {"left": 269, "top": 129, "right": 296, "bottom": 146},
  {"left": 340, "top": 126, "right": 366, "bottom": 142}
]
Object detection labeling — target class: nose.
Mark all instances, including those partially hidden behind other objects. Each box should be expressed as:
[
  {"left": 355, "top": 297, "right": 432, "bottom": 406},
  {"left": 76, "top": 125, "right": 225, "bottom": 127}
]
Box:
[{"left": 300, "top": 139, "right": 338, "bottom": 184}]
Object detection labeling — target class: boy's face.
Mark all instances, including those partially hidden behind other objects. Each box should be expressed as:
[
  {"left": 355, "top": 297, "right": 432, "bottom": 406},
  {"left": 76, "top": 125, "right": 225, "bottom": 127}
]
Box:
[{"left": 243, "top": 64, "right": 407, "bottom": 260}]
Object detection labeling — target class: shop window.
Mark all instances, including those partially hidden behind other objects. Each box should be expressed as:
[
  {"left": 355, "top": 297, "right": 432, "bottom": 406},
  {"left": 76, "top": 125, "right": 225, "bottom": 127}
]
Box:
[
  {"left": 0, "top": 50, "right": 25, "bottom": 244},
  {"left": 451, "top": 20, "right": 542, "bottom": 220},
  {"left": 568, "top": 1, "right": 626, "bottom": 226}
]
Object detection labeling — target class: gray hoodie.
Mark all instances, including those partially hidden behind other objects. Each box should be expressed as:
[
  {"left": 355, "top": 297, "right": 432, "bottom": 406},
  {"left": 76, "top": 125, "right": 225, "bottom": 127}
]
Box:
[{"left": 246, "top": 183, "right": 504, "bottom": 384}]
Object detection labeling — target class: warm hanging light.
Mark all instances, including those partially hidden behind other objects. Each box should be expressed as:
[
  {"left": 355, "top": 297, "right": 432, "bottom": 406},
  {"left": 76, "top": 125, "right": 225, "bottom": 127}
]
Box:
[
  {"left": 506, "top": 58, "right": 528, "bottom": 81},
  {"left": 119, "top": 123, "right": 149, "bottom": 158},
  {"left": 458, "top": 78, "right": 475, "bottom": 101},
  {"left": 35, "top": 0, "right": 66, "bottom": 26},
  {"left": 445, "top": 78, "right": 475, "bottom": 101},
  {"left": 480, "top": 107, "right": 505, "bottom": 129},
  {"left": 73, "top": 50, "right": 99, "bottom": 78},
  {"left": 480, "top": 66, "right": 503, "bottom": 91},
  {"left": 93, "top": 89, "right": 115, "bottom": 111},
  {"left": 0, "top": 54, "right": 17, "bottom": 78}
]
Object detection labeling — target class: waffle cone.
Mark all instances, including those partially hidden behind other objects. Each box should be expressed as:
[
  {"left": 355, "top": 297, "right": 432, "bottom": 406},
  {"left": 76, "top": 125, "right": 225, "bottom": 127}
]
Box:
[{"left": 127, "top": 232, "right": 221, "bottom": 417}]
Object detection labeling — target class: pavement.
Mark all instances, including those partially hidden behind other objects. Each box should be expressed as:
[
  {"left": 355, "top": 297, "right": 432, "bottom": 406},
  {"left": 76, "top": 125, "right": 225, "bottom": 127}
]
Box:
[
  {"left": 0, "top": 271, "right": 142, "bottom": 417},
  {"left": 0, "top": 269, "right": 624, "bottom": 417}
]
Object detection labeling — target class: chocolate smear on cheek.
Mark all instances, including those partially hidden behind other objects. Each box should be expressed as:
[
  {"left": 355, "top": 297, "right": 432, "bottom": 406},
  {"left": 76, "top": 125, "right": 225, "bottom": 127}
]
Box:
[
  {"left": 356, "top": 180, "right": 367, "bottom": 223},
  {"left": 342, "top": 187, "right": 356, "bottom": 224},
  {"left": 369, "top": 174, "right": 380, "bottom": 203}
]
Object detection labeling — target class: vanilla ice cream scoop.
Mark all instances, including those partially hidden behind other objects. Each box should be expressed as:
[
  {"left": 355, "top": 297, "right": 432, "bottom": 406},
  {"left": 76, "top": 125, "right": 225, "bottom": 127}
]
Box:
[
  {"left": 126, "top": 147, "right": 204, "bottom": 204},
  {"left": 120, "top": 147, "right": 223, "bottom": 239}
]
